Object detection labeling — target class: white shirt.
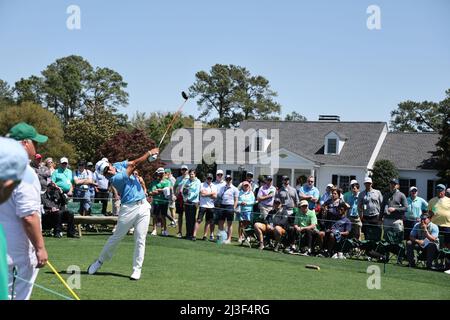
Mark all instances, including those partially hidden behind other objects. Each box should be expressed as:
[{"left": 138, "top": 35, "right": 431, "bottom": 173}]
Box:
[
  {"left": 199, "top": 182, "right": 217, "bottom": 208},
  {"left": 0, "top": 165, "right": 41, "bottom": 266}
]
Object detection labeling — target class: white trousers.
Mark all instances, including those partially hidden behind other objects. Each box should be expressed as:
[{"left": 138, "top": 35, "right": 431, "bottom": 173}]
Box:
[
  {"left": 99, "top": 199, "right": 150, "bottom": 271},
  {"left": 8, "top": 262, "right": 39, "bottom": 300}
]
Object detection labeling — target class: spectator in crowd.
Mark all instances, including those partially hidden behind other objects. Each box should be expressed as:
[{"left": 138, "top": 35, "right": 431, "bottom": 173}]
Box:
[
  {"left": 94, "top": 164, "right": 110, "bottom": 215},
  {"left": 257, "top": 176, "right": 276, "bottom": 220},
  {"left": 446, "top": 188, "right": 450, "bottom": 198},
  {"left": 73, "top": 160, "right": 94, "bottom": 216},
  {"left": 344, "top": 181, "right": 362, "bottom": 240},
  {"left": 276, "top": 176, "right": 299, "bottom": 217},
  {"left": 254, "top": 198, "right": 288, "bottom": 251},
  {"left": 174, "top": 165, "right": 189, "bottom": 238},
  {"left": 298, "top": 175, "right": 320, "bottom": 210},
  {"left": 210, "top": 169, "right": 226, "bottom": 240},
  {"left": 41, "top": 181, "right": 78, "bottom": 238},
  {"left": 429, "top": 184, "right": 450, "bottom": 250},
  {"left": 295, "top": 175, "right": 306, "bottom": 190},
  {"left": 405, "top": 186, "right": 428, "bottom": 240},
  {"left": 319, "top": 184, "right": 334, "bottom": 206},
  {"left": 0, "top": 137, "right": 29, "bottom": 300},
  {"left": 358, "top": 177, "right": 383, "bottom": 241},
  {"left": 87, "top": 147, "right": 159, "bottom": 280},
  {"left": 86, "top": 162, "right": 96, "bottom": 201},
  {"left": 406, "top": 213, "right": 439, "bottom": 269},
  {"left": 148, "top": 167, "right": 172, "bottom": 236},
  {"left": 237, "top": 172, "right": 258, "bottom": 193},
  {"left": 288, "top": 200, "right": 319, "bottom": 255},
  {"left": 181, "top": 169, "right": 201, "bottom": 240},
  {"left": 44, "top": 157, "right": 56, "bottom": 176},
  {"left": 343, "top": 179, "right": 357, "bottom": 202},
  {"left": 165, "top": 168, "right": 177, "bottom": 226},
  {"left": 51, "top": 157, "right": 73, "bottom": 197},
  {"left": 217, "top": 174, "right": 239, "bottom": 244},
  {"left": 237, "top": 181, "right": 255, "bottom": 243},
  {"left": 322, "top": 187, "right": 349, "bottom": 230},
  {"left": 31, "top": 153, "right": 51, "bottom": 192},
  {"left": 1, "top": 122, "right": 49, "bottom": 299},
  {"left": 194, "top": 173, "right": 217, "bottom": 241},
  {"left": 380, "top": 179, "right": 408, "bottom": 240},
  {"left": 319, "top": 203, "right": 351, "bottom": 258}
]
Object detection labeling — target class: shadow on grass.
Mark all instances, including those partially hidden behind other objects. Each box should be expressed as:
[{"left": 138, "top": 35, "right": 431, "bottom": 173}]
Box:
[{"left": 45, "top": 270, "right": 130, "bottom": 279}]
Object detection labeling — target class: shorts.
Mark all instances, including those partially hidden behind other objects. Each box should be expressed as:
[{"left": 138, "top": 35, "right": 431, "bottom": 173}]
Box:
[
  {"left": 175, "top": 195, "right": 184, "bottom": 215},
  {"left": 237, "top": 211, "right": 251, "bottom": 222},
  {"left": 197, "top": 207, "right": 214, "bottom": 223},
  {"left": 258, "top": 204, "right": 272, "bottom": 220},
  {"left": 153, "top": 203, "right": 169, "bottom": 218},
  {"left": 218, "top": 204, "right": 235, "bottom": 222}
]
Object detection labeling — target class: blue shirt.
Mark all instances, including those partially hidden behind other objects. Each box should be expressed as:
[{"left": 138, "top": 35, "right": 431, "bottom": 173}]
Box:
[
  {"left": 406, "top": 196, "right": 428, "bottom": 221},
  {"left": 219, "top": 184, "right": 239, "bottom": 206},
  {"left": 298, "top": 184, "right": 320, "bottom": 209},
  {"left": 238, "top": 190, "right": 255, "bottom": 213},
  {"left": 346, "top": 192, "right": 360, "bottom": 217},
  {"left": 110, "top": 161, "right": 145, "bottom": 204},
  {"left": 182, "top": 178, "right": 201, "bottom": 203},
  {"left": 410, "top": 221, "right": 439, "bottom": 247}
]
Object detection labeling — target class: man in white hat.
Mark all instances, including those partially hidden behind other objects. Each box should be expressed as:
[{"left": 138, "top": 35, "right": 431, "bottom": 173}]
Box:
[
  {"left": 357, "top": 176, "right": 383, "bottom": 241},
  {"left": 51, "top": 157, "right": 73, "bottom": 197},
  {"left": 173, "top": 165, "right": 189, "bottom": 238},
  {"left": 0, "top": 137, "right": 30, "bottom": 300},
  {"left": 1, "top": 123, "right": 49, "bottom": 299},
  {"left": 87, "top": 147, "right": 159, "bottom": 280}
]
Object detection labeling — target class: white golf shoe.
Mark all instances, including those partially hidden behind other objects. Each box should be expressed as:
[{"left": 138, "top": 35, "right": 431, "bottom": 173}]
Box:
[
  {"left": 87, "top": 259, "right": 103, "bottom": 275},
  {"left": 130, "top": 268, "right": 141, "bottom": 280}
]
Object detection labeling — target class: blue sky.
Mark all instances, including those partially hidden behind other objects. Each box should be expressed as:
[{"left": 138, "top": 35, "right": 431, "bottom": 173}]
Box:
[{"left": 0, "top": 0, "right": 449, "bottom": 124}]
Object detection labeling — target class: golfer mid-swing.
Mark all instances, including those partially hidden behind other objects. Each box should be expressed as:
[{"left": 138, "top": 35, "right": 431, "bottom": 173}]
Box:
[{"left": 88, "top": 147, "right": 159, "bottom": 280}]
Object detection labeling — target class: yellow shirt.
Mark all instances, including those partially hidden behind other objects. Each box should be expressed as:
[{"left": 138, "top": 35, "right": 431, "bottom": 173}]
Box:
[{"left": 429, "top": 196, "right": 450, "bottom": 227}]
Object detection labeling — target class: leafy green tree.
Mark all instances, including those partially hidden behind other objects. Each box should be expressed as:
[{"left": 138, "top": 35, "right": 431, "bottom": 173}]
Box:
[
  {"left": 284, "top": 111, "right": 307, "bottom": 121},
  {"left": 189, "top": 64, "right": 281, "bottom": 128},
  {"left": 14, "top": 76, "right": 44, "bottom": 105},
  {"left": 0, "top": 102, "right": 76, "bottom": 162},
  {"left": 371, "top": 159, "right": 399, "bottom": 195},
  {"left": 97, "top": 129, "right": 164, "bottom": 183},
  {"left": 130, "top": 111, "right": 195, "bottom": 150},
  {"left": 65, "top": 105, "right": 127, "bottom": 162},
  {"left": 390, "top": 89, "right": 449, "bottom": 132},
  {"left": 0, "top": 79, "right": 14, "bottom": 106}
]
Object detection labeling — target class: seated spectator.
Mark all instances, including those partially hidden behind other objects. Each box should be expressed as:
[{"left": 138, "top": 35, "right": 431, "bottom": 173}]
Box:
[
  {"left": 41, "top": 182, "right": 78, "bottom": 238},
  {"left": 287, "top": 200, "right": 319, "bottom": 255},
  {"left": 406, "top": 213, "right": 439, "bottom": 269},
  {"left": 254, "top": 198, "right": 289, "bottom": 251},
  {"left": 318, "top": 203, "right": 351, "bottom": 258},
  {"left": 321, "top": 187, "right": 349, "bottom": 230}
]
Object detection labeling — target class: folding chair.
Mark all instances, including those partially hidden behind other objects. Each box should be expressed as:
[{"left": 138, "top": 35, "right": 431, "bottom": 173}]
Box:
[
  {"left": 374, "top": 228, "right": 406, "bottom": 265},
  {"left": 241, "top": 212, "right": 263, "bottom": 248},
  {"left": 66, "top": 200, "right": 82, "bottom": 236}
]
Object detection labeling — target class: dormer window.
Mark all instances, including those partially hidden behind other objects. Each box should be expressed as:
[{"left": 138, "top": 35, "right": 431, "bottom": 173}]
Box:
[
  {"left": 327, "top": 138, "right": 337, "bottom": 154},
  {"left": 324, "top": 131, "right": 346, "bottom": 155}
]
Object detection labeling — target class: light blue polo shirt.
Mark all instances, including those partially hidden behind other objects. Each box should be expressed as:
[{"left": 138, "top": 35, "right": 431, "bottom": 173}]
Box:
[
  {"left": 110, "top": 161, "right": 145, "bottom": 204},
  {"left": 298, "top": 184, "right": 320, "bottom": 210},
  {"left": 182, "top": 178, "right": 201, "bottom": 203},
  {"left": 406, "top": 196, "right": 428, "bottom": 221},
  {"left": 220, "top": 184, "right": 239, "bottom": 206}
]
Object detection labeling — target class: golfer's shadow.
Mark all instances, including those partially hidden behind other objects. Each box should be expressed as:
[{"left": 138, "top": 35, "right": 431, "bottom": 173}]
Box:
[{"left": 45, "top": 270, "right": 130, "bottom": 279}]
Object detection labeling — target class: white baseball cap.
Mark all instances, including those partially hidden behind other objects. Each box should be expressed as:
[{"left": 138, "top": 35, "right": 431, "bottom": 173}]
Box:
[
  {"left": 216, "top": 169, "right": 224, "bottom": 175},
  {"left": 156, "top": 167, "right": 165, "bottom": 174},
  {"left": 364, "top": 177, "right": 372, "bottom": 184},
  {"left": 181, "top": 165, "right": 188, "bottom": 170},
  {"left": 96, "top": 159, "right": 109, "bottom": 175},
  {"left": 350, "top": 179, "right": 358, "bottom": 186},
  {"left": 60, "top": 157, "right": 68, "bottom": 164},
  {"left": 327, "top": 183, "right": 334, "bottom": 188}
]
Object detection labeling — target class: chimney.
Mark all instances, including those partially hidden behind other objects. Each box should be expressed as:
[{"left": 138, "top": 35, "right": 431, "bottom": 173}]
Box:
[{"left": 318, "top": 115, "right": 340, "bottom": 122}]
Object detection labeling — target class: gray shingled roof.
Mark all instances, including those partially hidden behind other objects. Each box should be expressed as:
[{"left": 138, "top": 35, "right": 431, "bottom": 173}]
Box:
[
  {"left": 240, "top": 120, "right": 386, "bottom": 167},
  {"left": 161, "top": 120, "right": 387, "bottom": 167},
  {"left": 376, "top": 132, "right": 439, "bottom": 170}
]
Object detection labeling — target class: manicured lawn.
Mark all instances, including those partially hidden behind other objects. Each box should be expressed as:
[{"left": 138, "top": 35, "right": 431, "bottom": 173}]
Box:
[{"left": 32, "top": 232, "right": 450, "bottom": 300}]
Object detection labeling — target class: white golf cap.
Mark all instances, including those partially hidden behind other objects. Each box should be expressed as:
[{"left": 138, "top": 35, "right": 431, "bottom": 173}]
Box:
[
  {"left": 181, "top": 165, "right": 188, "bottom": 170},
  {"left": 60, "top": 157, "right": 68, "bottom": 164},
  {"left": 0, "top": 137, "right": 28, "bottom": 181},
  {"left": 216, "top": 169, "right": 224, "bottom": 175},
  {"left": 96, "top": 159, "right": 109, "bottom": 175},
  {"left": 156, "top": 167, "right": 165, "bottom": 174},
  {"left": 364, "top": 177, "right": 372, "bottom": 184},
  {"left": 409, "top": 186, "right": 418, "bottom": 192},
  {"left": 327, "top": 183, "right": 334, "bottom": 188},
  {"left": 350, "top": 179, "right": 358, "bottom": 185}
]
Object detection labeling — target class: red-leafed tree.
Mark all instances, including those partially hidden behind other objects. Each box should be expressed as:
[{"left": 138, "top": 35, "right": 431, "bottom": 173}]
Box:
[{"left": 97, "top": 129, "right": 164, "bottom": 184}]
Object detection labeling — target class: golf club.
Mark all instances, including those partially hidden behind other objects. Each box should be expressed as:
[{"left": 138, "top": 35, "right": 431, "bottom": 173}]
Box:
[{"left": 148, "top": 91, "right": 189, "bottom": 162}]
